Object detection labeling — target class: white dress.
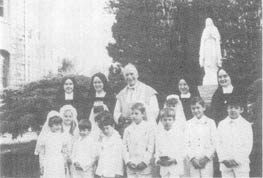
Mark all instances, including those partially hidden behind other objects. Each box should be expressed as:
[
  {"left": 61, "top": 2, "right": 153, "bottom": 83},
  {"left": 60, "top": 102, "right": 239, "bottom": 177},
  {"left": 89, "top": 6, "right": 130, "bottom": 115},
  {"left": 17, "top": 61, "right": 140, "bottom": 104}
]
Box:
[
  {"left": 62, "top": 126, "right": 79, "bottom": 178},
  {"left": 42, "top": 132, "right": 66, "bottom": 178}
]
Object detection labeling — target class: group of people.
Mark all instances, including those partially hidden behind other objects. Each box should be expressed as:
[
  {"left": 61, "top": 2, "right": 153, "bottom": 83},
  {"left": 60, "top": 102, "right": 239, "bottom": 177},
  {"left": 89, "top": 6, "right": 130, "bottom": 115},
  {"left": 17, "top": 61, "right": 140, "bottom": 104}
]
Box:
[{"left": 34, "top": 63, "right": 261, "bottom": 178}]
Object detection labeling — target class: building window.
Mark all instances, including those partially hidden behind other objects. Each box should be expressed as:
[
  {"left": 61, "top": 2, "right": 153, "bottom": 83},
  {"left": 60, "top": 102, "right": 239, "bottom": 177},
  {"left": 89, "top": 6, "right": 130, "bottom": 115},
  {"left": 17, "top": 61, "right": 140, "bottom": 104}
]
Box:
[
  {"left": 0, "top": 0, "right": 3, "bottom": 17},
  {"left": 0, "top": 0, "right": 8, "bottom": 21}
]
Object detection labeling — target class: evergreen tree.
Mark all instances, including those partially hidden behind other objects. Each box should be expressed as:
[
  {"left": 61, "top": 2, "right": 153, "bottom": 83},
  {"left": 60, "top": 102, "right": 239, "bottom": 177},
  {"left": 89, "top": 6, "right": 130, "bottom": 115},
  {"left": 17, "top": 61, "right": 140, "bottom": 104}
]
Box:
[
  {"left": 107, "top": 0, "right": 261, "bottom": 99},
  {"left": 107, "top": 0, "right": 188, "bottom": 98}
]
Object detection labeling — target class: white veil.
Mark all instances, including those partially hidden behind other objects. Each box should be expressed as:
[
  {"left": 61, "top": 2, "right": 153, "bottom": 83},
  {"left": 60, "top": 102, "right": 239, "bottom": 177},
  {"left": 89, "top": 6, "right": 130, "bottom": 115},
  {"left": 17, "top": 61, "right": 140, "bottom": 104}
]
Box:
[
  {"left": 165, "top": 94, "right": 186, "bottom": 129},
  {"left": 59, "top": 104, "right": 79, "bottom": 137},
  {"left": 34, "top": 110, "right": 61, "bottom": 155}
]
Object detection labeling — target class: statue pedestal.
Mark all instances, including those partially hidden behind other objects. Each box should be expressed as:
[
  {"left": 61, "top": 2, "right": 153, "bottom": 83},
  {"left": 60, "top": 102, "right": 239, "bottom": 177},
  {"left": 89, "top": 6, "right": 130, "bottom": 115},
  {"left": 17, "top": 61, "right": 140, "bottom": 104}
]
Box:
[{"left": 198, "top": 85, "right": 218, "bottom": 106}]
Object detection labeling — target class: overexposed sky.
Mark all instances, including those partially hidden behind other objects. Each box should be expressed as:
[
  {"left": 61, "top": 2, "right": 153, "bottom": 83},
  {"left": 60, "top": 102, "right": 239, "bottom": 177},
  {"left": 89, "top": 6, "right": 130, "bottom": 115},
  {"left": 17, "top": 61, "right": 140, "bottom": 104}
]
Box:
[{"left": 40, "top": 0, "right": 115, "bottom": 76}]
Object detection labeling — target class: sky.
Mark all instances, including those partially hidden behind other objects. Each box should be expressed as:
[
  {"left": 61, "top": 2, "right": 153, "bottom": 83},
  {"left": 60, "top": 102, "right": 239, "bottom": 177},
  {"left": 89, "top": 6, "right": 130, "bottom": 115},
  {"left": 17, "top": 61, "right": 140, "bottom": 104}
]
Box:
[{"left": 40, "top": 0, "right": 115, "bottom": 76}]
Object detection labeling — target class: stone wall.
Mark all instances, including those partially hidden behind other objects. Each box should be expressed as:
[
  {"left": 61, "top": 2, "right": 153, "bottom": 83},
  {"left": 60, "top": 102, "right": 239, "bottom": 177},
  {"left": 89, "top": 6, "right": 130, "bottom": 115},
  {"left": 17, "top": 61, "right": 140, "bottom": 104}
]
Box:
[
  {"left": 0, "top": 0, "right": 56, "bottom": 89},
  {"left": 8, "top": 0, "right": 26, "bottom": 86}
]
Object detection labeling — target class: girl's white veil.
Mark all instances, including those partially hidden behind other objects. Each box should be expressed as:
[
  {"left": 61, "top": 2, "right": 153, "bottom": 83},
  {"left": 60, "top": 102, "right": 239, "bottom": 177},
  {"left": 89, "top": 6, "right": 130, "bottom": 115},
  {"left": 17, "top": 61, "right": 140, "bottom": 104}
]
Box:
[
  {"left": 34, "top": 110, "right": 61, "bottom": 155},
  {"left": 59, "top": 104, "right": 79, "bottom": 136},
  {"left": 165, "top": 94, "right": 186, "bottom": 127}
]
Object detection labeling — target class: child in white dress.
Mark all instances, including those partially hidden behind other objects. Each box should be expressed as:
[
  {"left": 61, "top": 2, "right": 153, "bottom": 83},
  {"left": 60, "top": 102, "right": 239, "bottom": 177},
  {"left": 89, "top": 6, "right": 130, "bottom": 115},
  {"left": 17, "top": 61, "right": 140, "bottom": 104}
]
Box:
[
  {"left": 60, "top": 105, "right": 79, "bottom": 177},
  {"left": 89, "top": 101, "right": 106, "bottom": 141},
  {"left": 163, "top": 95, "right": 186, "bottom": 126},
  {"left": 71, "top": 119, "right": 98, "bottom": 178},
  {"left": 35, "top": 111, "right": 68, "bottom": 178},
  {"left": 123, "top": 102, "right": 155, "bottom": 178},
  {"left": 35, "top": 111, "right": 59, "bottom": 174},
  {"left": 95, "top": 111, "right": 124, "bottom": 178},
  {"left": 60, "top": 104, "right": 79, "bottom": 139},
  {"left": 155, "top": 108, "right": 185, "bottom": 178},
  {"left": 163, "top": 95, "right": 189, "bottom": 177}
]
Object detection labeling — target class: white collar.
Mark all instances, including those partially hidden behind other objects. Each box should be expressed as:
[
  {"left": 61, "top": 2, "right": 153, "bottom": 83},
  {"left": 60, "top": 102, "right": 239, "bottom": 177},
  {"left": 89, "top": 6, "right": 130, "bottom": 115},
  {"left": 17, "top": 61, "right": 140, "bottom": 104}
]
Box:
[
  {"left": 180, "top": 93, "right": 191, "bottom": 98},
  {"left": 102, "top": 129, "right": 120, "bottom": 140},
  {"left": 193, "top": 115, "right": 207, "bottom": 124},
  {"left": 222, "top": 85, "right": 233, "bottom": 94},
  {"left": 226, "top": 116, "right": 242, "bottom": 124},
  {"left": 79, "top": 135, "right": 91, "bottom": 141},
  {"left": 162, "top": 124, "right": 175, "bottom": 133},
  {"left": 95, "top": 91, "right": 106, "bottom": 97},
  {"left": 132, "top": 120, "right": 145, "bottom": 128},
  {"left": 127, "top": 81, "right": 139, "bottom": 90},
  {"left": 65, "top": 92, "right": 73, "bottom": 100}
]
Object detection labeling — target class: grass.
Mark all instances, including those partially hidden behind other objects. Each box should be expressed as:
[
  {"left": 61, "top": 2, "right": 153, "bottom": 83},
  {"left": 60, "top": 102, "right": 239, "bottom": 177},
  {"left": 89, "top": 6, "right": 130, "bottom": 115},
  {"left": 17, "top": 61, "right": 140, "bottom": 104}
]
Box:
[{"left": 0, "top": 140, "right": 40, "bottom": 178}]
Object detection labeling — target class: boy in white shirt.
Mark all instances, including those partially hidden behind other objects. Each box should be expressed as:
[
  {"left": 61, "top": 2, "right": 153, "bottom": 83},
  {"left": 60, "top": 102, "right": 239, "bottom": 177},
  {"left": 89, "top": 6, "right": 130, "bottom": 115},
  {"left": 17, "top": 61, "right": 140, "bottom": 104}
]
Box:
[
  {"left": 95, "top": 111, "right": 124, "bottom": 178},
  {"left": 185, "top": 96, "right": 217, "bottom": 178},
  {"left": 155, "top": 107, "right": 185, "bottom": 178},
  {"left": 216, "top": 95, "right": 253, "bottom": 178},
  {"left": 71, "top": 119, "right": 98, "bottom": 178},
  {"left": 123, "top": 102, "right": 155, "bottom": 178}
]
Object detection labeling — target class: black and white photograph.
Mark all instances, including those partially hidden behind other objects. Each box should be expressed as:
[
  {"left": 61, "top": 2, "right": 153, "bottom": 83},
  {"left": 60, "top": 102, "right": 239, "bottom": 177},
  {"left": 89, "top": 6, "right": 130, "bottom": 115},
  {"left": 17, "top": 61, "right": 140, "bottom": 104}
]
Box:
[{"left": 0, "top": 0, "right": 262, "bottom": 178}]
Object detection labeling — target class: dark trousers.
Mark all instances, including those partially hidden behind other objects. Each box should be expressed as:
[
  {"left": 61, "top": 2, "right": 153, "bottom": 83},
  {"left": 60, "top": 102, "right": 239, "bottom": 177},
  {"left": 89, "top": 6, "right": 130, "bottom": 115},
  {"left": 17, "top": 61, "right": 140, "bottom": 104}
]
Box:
[{"left": 213, "top": 153, "right": 221, "bottom": 178}]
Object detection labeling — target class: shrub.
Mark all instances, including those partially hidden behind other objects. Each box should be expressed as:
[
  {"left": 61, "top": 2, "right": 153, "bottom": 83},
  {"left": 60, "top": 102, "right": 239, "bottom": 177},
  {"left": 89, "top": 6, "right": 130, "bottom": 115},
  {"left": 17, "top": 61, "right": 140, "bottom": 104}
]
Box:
[{"left": 0, "top": 75, "right": 91, "bottom": 138}]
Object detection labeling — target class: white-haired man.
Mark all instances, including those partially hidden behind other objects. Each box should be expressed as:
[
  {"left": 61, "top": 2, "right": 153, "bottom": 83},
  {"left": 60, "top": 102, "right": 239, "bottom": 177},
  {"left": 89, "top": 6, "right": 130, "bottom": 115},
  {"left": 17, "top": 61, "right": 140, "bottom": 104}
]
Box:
[{"left": 114, "top": 63, "right": 159, "bottom": 127}]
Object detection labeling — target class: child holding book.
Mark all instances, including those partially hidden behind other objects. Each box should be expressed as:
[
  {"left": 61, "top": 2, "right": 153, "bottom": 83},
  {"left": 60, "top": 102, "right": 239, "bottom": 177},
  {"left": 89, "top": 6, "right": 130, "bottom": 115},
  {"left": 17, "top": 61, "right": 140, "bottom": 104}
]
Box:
[
  {"left": 185, "top": 96, "right": 216, "bottom": 178},
  {"left": 123, "top": 102, "right": 155, "bottom": 178},
  {"left": 216, "top": 95, "right": 253, "bottom": 178},
  {"left": 155, "top": 107, "right": 185, "bottom": 178}
]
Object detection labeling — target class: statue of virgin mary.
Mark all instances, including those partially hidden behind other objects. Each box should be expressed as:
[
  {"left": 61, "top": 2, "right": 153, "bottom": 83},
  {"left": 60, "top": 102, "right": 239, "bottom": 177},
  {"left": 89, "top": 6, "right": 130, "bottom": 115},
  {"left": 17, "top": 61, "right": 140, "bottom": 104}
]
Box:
[{"left": 199, "top": 18, "right": 222, "bottom": 85}]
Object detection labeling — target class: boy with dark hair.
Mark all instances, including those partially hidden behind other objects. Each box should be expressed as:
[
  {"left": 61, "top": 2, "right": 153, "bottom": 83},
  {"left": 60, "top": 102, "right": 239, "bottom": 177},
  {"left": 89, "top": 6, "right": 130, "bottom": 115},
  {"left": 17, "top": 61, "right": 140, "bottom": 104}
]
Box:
[
  {"left": 71, "top": 119, "right": 98, "bottom": 178},
  {"left": 216, "top": 95, "right": 253, "bottom": 178},
  {"left": 185, "top": 96, "right": 216, "bottom": 178},
  {"left": 78, "top": 119, "right": 92, "bottom": 131},
  {"left": 95, "top": 111, "right": 124, "bottom": 178}
]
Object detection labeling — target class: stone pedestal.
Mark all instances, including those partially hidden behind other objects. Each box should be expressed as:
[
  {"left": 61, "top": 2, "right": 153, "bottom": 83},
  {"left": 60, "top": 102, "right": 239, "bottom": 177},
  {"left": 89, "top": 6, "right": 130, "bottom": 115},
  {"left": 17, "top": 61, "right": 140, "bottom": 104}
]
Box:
[
  {"left": 0, "top": 54, "right": 3, "bottom": 90},
  {"left": 198, "top": 85, "right": 218, "bottom": 106}
]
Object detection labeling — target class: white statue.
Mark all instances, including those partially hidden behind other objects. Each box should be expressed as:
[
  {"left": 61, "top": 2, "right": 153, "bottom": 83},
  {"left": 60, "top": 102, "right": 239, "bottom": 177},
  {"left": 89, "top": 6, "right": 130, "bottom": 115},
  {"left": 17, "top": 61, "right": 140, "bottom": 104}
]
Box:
[{"left": 199, "top": 18, "right": 222, "bottom": 85}]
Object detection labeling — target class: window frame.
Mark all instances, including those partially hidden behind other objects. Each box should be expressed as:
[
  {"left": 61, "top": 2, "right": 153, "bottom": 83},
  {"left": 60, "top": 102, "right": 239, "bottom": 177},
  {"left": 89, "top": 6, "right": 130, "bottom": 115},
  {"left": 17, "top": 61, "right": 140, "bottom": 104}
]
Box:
[{"left": 0, "top": 0, "right": 8, "bottom": 22}]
